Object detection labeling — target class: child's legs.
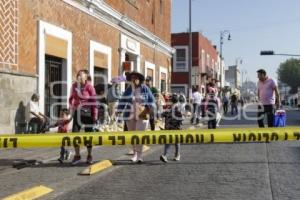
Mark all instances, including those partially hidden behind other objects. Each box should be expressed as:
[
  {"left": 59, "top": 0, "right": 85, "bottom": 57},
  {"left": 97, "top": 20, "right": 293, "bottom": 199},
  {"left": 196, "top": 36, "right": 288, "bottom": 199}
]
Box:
[
  {"left": 175, "top": 143, "right": 180, "bottom": 156},
  {"left": 164, "top": 144, "right": 171, "bottom": 156},
  {"left": 60, "top": 146, "right": 65, "bottom": 158},
  {"left": 135, "top": 120, "right": 148, "bottom": 158}
]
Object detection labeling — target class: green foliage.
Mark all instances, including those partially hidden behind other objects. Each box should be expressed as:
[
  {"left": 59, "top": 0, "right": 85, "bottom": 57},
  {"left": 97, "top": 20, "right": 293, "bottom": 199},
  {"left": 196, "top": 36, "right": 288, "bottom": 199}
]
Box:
[{"left": 277, "top": 58, "right": 300, "bottom": 94}]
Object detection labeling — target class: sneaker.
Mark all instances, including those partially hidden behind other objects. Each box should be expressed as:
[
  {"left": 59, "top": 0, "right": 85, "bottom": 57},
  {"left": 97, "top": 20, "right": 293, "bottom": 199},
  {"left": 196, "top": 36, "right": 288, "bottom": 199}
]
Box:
[
  {"left": 57, "top": 157, "right": 64, "bottom": 164},
  {"left": 160, "top": 155, "right": 168, "bottom": 163},
  {"left": 174, "top": 155, "right": 181, "bottom": 161},
  {"left": 137, "top": 158, "right": 143, "bottom": 164},
  {"left": 71, "top": 155, "right": 81, "bottom": 165},
  {"left": 65, "top": 151, "right": 72, "bottom": 160},
  {"left": 86, "top": 155, "right": 93, "bottom": 164},
  {"left": 131, "top": 154, "right": 138, "bottom": 162}
]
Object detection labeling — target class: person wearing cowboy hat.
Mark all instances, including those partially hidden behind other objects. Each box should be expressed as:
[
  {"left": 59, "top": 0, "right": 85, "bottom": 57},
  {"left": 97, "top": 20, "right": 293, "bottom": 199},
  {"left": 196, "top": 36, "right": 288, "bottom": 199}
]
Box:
[{"left": 117, "top": 71, "right": 155, "bottom": 163}]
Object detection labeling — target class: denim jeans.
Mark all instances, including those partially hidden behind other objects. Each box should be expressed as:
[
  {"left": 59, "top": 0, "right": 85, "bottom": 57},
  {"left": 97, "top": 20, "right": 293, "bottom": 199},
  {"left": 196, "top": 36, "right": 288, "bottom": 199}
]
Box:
[
  {"left": 164, "top": 143, "right": 180, "bottom": 157},
  {"left": 59, "top": 146, "right": 70, "bottom": 160}
]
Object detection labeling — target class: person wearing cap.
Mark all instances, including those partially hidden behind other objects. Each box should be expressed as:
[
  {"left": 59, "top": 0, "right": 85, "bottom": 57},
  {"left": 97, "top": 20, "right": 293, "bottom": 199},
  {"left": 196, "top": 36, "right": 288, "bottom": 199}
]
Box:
[
  {"left": 117, "top": 71, "right": 155, "bottom": 163},
  {"left": 145, "top": 76, "right": 159, "bottom": 131},
  {"left": 257, "top": 69, "right": 280, "bottom": 127}
]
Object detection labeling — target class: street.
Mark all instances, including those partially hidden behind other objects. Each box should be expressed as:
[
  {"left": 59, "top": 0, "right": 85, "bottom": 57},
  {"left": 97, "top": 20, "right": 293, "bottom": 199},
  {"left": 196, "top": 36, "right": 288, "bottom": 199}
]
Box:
[
  {"left": 1, "top": 1, "right": 300, "bottom": 199},
  {"left": 0, "top": 108, "right": 300, "bottom": 200}
]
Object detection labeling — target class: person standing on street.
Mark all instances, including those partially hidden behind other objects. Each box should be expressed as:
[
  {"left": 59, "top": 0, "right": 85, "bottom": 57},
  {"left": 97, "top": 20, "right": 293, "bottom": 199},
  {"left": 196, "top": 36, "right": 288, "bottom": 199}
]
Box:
[
  {"left": 230, "top": 93, "right": 238, "bottom": 115},
  {"left": 107, "top": 80, "right": 121, "bottom": 123},
  {"left": 190, "top": 87, "right": 203, "bottom": 125},
  {"left": 118, "top": 72, "right": 155, "bottom": 163},
  {"left": 205, "top": 87, "right": 221, "bottom": 129},
  {"left": 145, "top": 77, "right": 158, "bottom": 131},
  {"left": 222, "top": 94, "right": 229, "bottom": 114},
  {"left": 160, "top": 94, "right": 184, "bottom": 163},
  {"left": 257, "top": 69, "right": 280, "bottom": 127},
  {"left": 69, "top": 69, "right": 98, "bottom": 165}
]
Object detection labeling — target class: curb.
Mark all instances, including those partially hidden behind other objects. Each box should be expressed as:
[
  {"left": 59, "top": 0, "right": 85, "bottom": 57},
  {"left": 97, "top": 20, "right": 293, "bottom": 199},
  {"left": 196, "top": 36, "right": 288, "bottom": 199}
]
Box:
[
  {"left": 3, "top": 185, "right": 53, "bottom": 200},
  {"left": 79, "top": 160, "right": 113, "bottom": 175}
]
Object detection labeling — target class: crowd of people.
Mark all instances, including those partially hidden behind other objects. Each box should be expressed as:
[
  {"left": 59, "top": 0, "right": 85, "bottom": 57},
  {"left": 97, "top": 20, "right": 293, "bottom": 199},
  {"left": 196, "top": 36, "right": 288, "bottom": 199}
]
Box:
[{"left": 24, "top": 68, "right": 280, "bottom": 164}]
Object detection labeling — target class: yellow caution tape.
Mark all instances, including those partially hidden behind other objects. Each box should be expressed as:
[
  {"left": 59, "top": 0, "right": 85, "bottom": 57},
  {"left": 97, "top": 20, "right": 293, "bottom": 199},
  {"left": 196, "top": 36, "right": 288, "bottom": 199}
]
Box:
[{"left": 0, "top": 127, "right": 300, "bottom": 148}]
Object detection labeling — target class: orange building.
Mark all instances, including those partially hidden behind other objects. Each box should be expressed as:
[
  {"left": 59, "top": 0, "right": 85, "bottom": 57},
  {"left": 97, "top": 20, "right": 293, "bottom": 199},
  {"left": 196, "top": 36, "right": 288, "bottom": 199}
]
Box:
[{"left": 0, "top": 0, "right": 173, "bottom": 134}]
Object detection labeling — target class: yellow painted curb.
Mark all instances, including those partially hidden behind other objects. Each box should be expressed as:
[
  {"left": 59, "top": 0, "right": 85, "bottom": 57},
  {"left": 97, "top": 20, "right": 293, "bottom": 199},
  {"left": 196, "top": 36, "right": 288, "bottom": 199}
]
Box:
[
  {"left": 3, "top": 185, "right": 53, "bottom": 200},
  {"left": 79, "top": 160, "right": 112, "bottom": 175}
]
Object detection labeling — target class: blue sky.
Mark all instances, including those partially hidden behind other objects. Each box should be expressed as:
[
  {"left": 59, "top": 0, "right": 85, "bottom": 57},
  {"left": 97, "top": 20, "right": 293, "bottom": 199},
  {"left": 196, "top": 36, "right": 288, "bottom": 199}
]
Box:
[{"left": 172, "top": 0, "right": 300, "bottom": 83}]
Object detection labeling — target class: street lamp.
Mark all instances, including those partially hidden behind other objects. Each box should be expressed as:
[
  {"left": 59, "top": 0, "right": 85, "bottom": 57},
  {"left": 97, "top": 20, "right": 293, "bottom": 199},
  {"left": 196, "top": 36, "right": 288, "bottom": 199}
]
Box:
[
  {"left": 220, "top": 30, "right": 231, "bottom": 60},
  {"left": 260, "top": 50, "right": 300, "bottom": 57},
  {"left": 219, "top": 30, "right": 231, "bottom": 92},
  {"left": 241, "top": 69, "right": 247, "bottom": 94}
]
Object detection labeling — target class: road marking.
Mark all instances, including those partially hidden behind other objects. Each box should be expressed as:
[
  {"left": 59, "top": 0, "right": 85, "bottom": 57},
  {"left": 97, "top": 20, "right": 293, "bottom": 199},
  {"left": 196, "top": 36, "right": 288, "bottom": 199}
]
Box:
[
  {"left": 79, "top": 160, "right": 113, "bottom": 175},
  {"left": 3, "top": 185, "right": 53, "bottom": 200}
]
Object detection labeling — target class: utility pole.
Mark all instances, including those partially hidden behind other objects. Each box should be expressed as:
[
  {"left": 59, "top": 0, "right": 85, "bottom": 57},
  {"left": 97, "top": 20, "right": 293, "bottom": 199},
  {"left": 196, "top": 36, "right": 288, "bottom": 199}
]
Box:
[{"left": 188, "top": 0, "right": 192, "bottom": 100}]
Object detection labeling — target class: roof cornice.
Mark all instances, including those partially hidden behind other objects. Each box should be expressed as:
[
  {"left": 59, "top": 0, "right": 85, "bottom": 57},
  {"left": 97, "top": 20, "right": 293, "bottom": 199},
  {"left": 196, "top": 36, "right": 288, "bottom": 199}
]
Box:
[{"left": 63, "top": 0, "right": 175, "bottom": 56}]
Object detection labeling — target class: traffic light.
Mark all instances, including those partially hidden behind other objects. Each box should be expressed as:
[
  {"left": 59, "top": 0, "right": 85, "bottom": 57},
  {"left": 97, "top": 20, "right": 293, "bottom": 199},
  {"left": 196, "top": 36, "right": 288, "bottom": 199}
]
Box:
[{"left": 260, "top": 51, "right": 274, "bottom": 55}]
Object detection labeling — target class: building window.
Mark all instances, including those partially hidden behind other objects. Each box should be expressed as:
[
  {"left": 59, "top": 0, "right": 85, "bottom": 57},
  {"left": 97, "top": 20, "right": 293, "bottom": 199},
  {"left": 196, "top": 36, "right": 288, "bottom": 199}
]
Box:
[
  {"left": 93, "top": 50, "right": 108, "bottom": 95},
  {"left": 160, "top": 0, "right": 163, "bottom": 15},
  {"left": 173, "top": 46, "right": 188, "bottom": 72},
  {"left": 145, "top": 61, "right": 156, "bottom": 87},
  {"left": 160, "top": 67, "right": 168, "bottom": 92},
  {"left": 45, "top": 55, "right": 64, "bottom": 118},
  {"left": 201, "top": 50, "right": 205, "bottom": 73},
  {"left": 171, "top": 84, "right": 188, "bottom": 96},
  {"left": 206, "top": 54, "right": 210, "bottom": 67}
]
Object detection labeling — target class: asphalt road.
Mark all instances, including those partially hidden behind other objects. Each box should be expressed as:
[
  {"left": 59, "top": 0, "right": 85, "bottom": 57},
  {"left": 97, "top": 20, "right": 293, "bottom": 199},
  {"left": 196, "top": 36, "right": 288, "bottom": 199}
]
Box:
[
  {"left": 53, "top": 108, "right": 300, "bottom": 200},
  {"left": 0, "top": 107, "right": 299, "bottom": 200},
  {"left": 56, "top": 142, "right": 300, "bottom": 200}
]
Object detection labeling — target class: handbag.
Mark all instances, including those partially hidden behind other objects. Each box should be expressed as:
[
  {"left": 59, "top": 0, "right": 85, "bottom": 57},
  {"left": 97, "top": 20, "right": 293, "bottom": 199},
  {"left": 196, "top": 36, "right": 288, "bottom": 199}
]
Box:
[
  {"left": 80, "top": 107, "right": 92, "bottom": 118},
  {"left": 137, "top": 105, "right": 149, "bottom": 120}
]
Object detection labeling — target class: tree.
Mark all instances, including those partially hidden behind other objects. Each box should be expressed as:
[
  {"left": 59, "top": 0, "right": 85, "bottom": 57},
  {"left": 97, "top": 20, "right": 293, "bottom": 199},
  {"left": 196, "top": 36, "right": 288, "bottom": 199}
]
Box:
[{"left": 277, "top": 58, "right": 300, "bottom": 94}]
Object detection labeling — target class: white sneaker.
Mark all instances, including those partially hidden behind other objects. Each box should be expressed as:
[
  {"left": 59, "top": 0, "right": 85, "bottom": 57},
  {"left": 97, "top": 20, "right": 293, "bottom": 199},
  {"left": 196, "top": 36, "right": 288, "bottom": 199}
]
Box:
[
  {"left": 160, "top": 155, "right": 168, "bottom": 163},
  {"left": 174, "top": 155, "right": 180, "bottom": 161},
  {"left": 131, "top": 154, "right": 138, "bottom": 162}
]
